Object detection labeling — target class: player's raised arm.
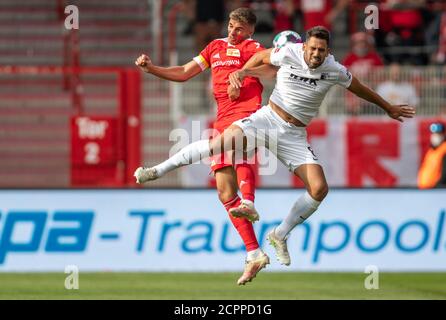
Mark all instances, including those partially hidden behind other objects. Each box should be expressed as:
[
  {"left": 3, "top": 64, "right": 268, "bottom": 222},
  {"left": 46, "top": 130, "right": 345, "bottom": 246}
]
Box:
[
  {"left": 347, "top": 75, "right": 416, "bottom": 122},
  {"left": 229, "top": 48, "right": 276, "bottom": 89},
  {"left": 135, "top": 54, "right": 202, "bottom": 82}
]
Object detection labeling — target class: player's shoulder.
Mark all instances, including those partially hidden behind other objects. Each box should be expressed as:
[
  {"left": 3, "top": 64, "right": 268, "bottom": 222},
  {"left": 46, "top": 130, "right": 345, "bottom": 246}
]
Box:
[
  {"left": 240, "top": 38, "right": 263, "bottom": 50},
  {"left": 277, "top": 43, "right": 302, "bottom": 56},
  {"left": 294, "top": 42, "right": 304, "bottom": 52},
  {"left": 321, "top": 54, "right": 352, "bottom": 83},
  {"left": 324, "top": 54, "right": 348, "bottom": 71},
  {"left": 207, "top": 38, "right": 229, "bottom": 49}
]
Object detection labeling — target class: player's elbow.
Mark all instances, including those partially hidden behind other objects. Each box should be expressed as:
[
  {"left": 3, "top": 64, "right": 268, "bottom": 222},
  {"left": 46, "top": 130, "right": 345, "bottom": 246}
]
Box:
[
  {"left": 176, "top": 67, "right": 194, "bottom": 82},
  {"left": 176, "top": 74, "right": 189, "bottom": 82}
]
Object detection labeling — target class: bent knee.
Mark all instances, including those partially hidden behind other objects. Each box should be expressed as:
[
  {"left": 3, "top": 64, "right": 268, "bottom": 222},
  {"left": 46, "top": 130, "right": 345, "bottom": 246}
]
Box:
[{"left": 308, "top": 183, "right": 329, "bottom": 202}]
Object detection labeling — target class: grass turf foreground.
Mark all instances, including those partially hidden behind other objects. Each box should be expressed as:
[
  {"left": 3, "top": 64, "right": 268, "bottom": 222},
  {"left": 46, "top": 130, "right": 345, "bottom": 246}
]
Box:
[{"left": 0, "top": 272, "right": 445, "bottom": 300}]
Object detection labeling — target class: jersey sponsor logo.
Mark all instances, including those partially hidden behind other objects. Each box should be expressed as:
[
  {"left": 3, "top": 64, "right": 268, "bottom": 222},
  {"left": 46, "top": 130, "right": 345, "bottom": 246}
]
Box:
[
  {"left": 290, "top": 73, "right": 318, "bottom": 88},
  {"left": 211, "top": 59, "right": 241, "bottom": 68},
  {"left": 226, "top": 48, "right": 240, "bottom": 57}
]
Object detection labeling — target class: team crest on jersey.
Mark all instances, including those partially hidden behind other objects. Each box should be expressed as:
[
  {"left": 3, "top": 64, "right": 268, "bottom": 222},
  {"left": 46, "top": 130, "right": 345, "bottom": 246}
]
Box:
[
  {"left": 226, "top": 48, "right": 240, "bottom": 57},
  {"left": 320, "top": 72, "right": 338, "bottom": 80}
]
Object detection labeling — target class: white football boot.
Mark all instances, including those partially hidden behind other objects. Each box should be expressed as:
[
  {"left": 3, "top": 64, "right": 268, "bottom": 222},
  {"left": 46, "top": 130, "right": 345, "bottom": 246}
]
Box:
[
  {"left": 267, "top": 228, "right": 291, "bottom": 266},
  {"left": 229, "top": 199, "right": 260, "bottom": 223},
  {"left": 237, "top": 252, "right": 270, "bottom": 285},
  {"left": 134, "top": 166, "right": 159, "bottom": 184}
]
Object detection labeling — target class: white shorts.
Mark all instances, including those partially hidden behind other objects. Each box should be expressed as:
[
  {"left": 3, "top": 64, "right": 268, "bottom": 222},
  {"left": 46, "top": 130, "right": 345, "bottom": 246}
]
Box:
[{"left": 232, "top": 104, "right": 320, "bottom": 172}]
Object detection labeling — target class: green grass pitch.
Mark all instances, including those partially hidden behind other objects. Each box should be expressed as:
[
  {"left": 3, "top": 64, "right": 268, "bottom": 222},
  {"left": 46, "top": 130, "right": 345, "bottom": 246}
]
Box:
[{"left": 0, "top": 272, "right": 445, "bottom": 300}]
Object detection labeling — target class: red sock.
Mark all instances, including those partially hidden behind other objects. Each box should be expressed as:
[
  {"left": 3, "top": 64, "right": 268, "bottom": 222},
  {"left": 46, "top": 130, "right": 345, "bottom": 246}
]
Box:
[
  {"left": 235, "top": 163, "right": 256, "bottom": 202},
  {"left": 223, "top": 195, "right": 259, "bottom": 251}
]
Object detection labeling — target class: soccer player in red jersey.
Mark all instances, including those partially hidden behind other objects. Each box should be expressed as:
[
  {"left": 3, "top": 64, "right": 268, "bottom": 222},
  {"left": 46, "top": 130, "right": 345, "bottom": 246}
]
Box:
[{"left": 134, "top": 8, "right": 272, "bottom": 285}]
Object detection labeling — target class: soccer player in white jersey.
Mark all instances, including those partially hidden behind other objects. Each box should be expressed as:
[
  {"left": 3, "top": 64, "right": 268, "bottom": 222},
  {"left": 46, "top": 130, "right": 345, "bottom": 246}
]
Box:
[{"left": 135, "top": 26, "right": 415, "bottom": 266}]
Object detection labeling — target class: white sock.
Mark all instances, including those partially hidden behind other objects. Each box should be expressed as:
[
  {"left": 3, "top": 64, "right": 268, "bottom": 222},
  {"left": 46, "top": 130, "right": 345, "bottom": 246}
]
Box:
[
  {"left": 275, "top": 191, "right": 321, "bottom": 240},
  {"left": 246, "top": 248, "right": 263, "bottom": 261},
  {"left": 154, "top": 139, "right": 210, "bottom": 177}
]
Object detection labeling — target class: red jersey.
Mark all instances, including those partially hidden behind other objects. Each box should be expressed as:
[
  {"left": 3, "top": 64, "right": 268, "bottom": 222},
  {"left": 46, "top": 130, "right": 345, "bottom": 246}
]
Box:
[{"left": 193, "top": 38, "right": 264, "bottom": 124}]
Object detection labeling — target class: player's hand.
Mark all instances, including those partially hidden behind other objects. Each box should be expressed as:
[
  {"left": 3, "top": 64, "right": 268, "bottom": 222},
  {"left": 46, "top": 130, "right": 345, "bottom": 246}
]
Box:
[
  {"left": 386, "top": 104, "right": 416, "bottom": 122},
  {"left": 135, "top": 54, "right": 153, "bottom": 73},
  {"left": 228, "top": 84, "right": 240, "bottom": 101},
  {"left": 228, "top": 70, "right": 246, "bottom": 89}
]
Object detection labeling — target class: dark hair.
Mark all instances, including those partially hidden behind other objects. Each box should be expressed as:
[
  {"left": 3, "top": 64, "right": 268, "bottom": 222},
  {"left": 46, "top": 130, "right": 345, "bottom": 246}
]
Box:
[
  {"left": 306, "top": 26, "right": 330, "bottom": 46},
  {"left": 229, "top": 7, "right": 257, "bottom": 26}
]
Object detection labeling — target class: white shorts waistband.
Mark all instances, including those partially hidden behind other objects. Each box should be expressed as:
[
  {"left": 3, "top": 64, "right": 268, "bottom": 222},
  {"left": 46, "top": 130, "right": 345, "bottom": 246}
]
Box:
[{"left": 265, "top": 104, "right": 306, "bottom": 131}]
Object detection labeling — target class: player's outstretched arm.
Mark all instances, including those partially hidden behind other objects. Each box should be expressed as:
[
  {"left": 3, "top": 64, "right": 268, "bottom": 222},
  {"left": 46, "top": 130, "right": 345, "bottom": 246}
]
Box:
[
  {"left": 247, "top": 64, "right": 279, "bottom": 79},
  {"left": 135, "top": 54, "right": 202, "bottom": 82},
  {"left": 347, "top": 76, "right": 416, "bottom": 122},
  {"left": 229, "top": 48, "right": 276, "bottom": 89}
]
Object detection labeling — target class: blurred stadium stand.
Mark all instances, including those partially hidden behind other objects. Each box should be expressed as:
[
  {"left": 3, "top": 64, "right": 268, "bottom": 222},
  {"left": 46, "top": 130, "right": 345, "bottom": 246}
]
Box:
[
  {"left": 0, "top": 0, "right": 445, "bottom": 188},
  {"left": 0, "top": 0, "right": 179, "bottom": 187}
]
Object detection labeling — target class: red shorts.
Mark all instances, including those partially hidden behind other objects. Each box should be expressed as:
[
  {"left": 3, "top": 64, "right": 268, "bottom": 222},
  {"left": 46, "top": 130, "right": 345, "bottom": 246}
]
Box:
[{"left": 210, "top": 114, "right": 254, "bottom": 172}]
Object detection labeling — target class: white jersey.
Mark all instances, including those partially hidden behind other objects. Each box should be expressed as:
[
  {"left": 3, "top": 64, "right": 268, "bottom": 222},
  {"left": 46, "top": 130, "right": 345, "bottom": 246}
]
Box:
[{"left": 269, "top": 43, "right": 353, "bottom": 125}]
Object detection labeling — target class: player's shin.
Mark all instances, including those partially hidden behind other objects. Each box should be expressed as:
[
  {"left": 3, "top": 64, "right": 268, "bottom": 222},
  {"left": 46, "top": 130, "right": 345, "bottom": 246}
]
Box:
[
  {"left": 228, "top": 163, "right": 260, "bottom": 222},
  {"left": 275, "top": 191, "right": 321, "bottom": 240},
  {"left": 223, "top": 196, "right": 260, "bottom": 253},
  {"left": 154, "top": 139, "right": 211, "bottom": 177},
  {"left": 235, "top": 163, "right": 256, "bottom": 203}
]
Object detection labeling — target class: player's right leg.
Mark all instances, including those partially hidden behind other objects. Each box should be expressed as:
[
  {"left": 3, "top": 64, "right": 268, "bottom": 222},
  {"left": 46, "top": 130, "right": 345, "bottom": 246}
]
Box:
[
  {"left": 134, "top": 125, "right": 246, "bottom": 183},
  {"left": 214, "top": 166, "right": 269, "bottom": 285}
]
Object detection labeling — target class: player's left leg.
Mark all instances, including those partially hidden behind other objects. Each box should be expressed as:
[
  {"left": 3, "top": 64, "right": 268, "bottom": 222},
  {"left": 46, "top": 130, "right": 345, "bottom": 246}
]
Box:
[
  {"left": 228, "top": 162, "right": 260, "bottom": 222},
  {"left": 268, "top": 164, "right": 328, "bottom": 266},
  {"left": 255, "top": 116, "right": 327, "bottom": 266},
  {"left": 279, "top": 164, "right": 328, "bottom": 237},
  {"left": 214, "top": 166, "right": 269, "bottom": 285}
]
